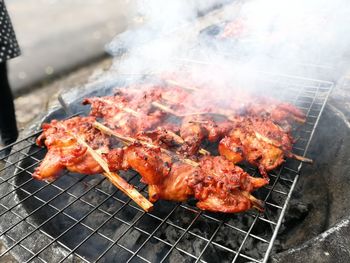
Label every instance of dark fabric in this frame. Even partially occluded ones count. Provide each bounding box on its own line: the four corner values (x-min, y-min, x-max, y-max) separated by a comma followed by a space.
0, 62, 17, 145
0, 0, 20, 63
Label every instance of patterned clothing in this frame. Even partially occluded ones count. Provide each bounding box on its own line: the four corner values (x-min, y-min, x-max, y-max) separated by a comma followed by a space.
0, 0, 19, 146
0, 0, 20, 63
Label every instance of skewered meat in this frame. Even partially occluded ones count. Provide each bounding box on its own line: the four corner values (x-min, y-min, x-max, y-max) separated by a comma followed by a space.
104, 141, 267, 213
82, 85, 176, 135
245, 98, 306, 130
123, 145, 172, 185
34, 117, 110, 180
144, 153, 268, 213
148, 162, 196, 202
189, 156, 267, 212
83, 95, 165, 135
234, 115, 294, 152
83, 86, 300, 179
219, 117, 288, 178
34, 77, 310, 213
179, 115, 234, 156
179, 116, 207, 156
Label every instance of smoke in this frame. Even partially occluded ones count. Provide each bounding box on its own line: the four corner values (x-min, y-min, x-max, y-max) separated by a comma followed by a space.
105, 0, 350, 95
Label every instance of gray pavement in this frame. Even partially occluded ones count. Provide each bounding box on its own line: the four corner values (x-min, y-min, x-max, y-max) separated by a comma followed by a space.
6, 0, 134, 96
15, 57, 112, 129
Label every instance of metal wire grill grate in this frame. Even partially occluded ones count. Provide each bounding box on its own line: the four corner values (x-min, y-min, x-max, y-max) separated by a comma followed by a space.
0, 74, 333, 263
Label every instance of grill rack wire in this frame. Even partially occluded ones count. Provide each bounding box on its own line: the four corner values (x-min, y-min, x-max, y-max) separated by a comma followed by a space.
0, 74, 333, 263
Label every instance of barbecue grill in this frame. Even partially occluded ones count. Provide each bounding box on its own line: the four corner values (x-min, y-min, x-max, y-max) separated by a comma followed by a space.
0, 72, 333, 262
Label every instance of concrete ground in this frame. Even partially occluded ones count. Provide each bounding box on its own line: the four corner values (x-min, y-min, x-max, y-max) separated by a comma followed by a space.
14, 56, 113, 130
6, 0, 135, 96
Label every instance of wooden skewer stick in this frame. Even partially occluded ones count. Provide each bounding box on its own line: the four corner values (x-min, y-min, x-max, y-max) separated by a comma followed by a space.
59, 124, 153, 212
165, 130, 185, 144
93, 122, 199, 167
95, 98, 142, 117
77, 137, 153, 212
164, 79, 199, 92
241, 191, 264, 212
93, 122, 265, 211
94, 99, 209, 157
254, 131, 313, 164
153, 101, 313, 163
159, 128, 210, 156
151, 101, 180, 116
151, 101, 207, 117
288, 153, 313, 164
198, 148, 211, 156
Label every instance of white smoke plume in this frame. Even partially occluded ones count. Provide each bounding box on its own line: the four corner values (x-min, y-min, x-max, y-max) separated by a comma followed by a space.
106, 0, 350, 96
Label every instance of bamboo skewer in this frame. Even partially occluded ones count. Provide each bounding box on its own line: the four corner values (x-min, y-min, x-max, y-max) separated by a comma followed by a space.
254, 131, 313, 164
93, 122, 263, 212
93, 122, 199, 167
241, 191, 264, 211
94, 98, 209, 156
151, 101, 207, 117
151, 101, 180, 116
94, 120, 248, 207
151, 101, 313, 164
288, 153, 313, 164
59, 124, 153, 212
95, 98, 141, 117
164, 79, 199, 92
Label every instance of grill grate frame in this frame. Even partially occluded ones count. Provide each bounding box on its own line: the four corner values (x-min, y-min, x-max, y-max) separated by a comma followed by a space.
0, 74, 333, 263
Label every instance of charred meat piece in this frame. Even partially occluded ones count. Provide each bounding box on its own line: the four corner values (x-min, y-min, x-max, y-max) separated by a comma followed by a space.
179, 115, 234, 156
34, 117, 110, 181
83, 89, 166, 136
189, 156, 267, 213
104, 141, 267, 213
123, 144, 172, 185
236, 115, 294, 152
148, 155, 267, 213
148, 162, 196, 202
219, 122, 286, 179
245, 98, 306, 129
179, 116, 207, 156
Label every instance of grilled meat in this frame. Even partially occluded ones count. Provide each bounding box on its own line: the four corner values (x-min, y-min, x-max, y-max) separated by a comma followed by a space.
34, 78, 308, 213
245, 98, 306, 130
189, 156, 267, 213
218, 116, 292, 178
179, 115, 234, 156
145, 153, 268, 213
34, 117, 110, 180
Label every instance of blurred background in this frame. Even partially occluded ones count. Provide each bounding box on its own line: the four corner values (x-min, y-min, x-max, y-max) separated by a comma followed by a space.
7, 0, 137, 129
7, 0, 231, 131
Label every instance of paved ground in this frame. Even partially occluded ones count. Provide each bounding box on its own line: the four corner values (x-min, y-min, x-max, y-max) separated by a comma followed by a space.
14, 56, 113, 129
6, 0, 134, 96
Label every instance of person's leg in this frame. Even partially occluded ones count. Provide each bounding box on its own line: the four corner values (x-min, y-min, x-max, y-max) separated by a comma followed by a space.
0, 62, 18, 145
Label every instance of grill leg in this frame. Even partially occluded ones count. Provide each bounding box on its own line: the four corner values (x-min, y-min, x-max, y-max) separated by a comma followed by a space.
0, 62, 18, 145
